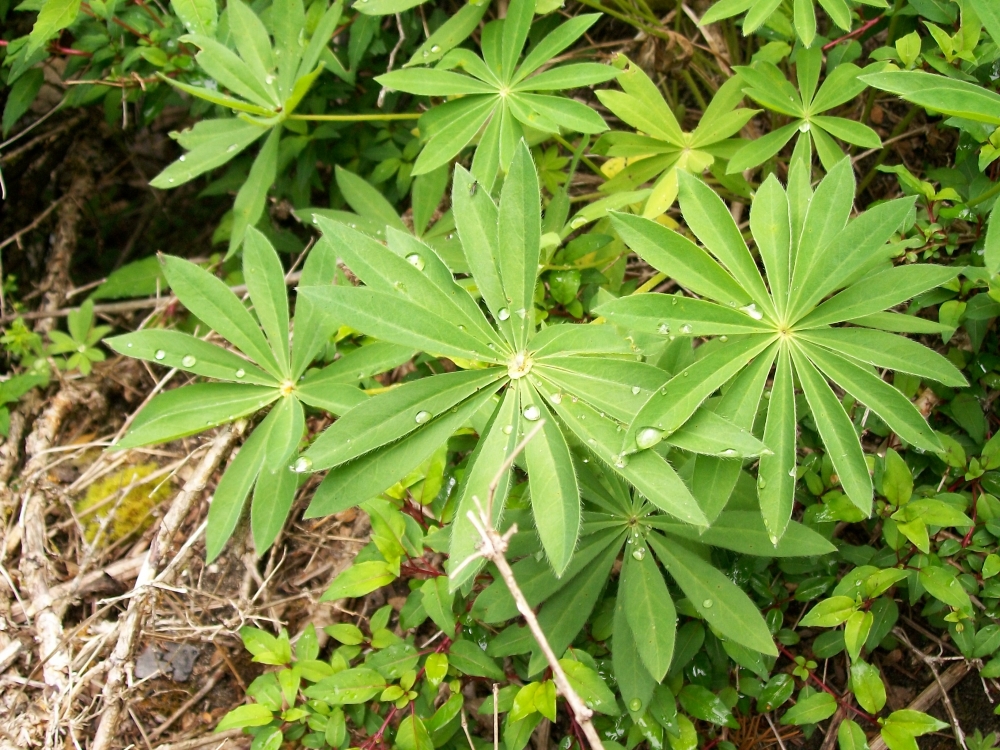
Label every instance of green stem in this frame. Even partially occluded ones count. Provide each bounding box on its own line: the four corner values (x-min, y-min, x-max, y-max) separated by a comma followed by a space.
552, 133, 604, 179
680, 68, 708, 111
287, 112, 421, 121
967, 179, 1000, 208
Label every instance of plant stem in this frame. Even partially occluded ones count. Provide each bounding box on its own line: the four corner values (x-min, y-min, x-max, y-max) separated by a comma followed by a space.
286, 113, 422, 122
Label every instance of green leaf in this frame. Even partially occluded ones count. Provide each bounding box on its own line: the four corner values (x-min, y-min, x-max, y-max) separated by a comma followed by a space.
396, 716, 433, 750
648, 533, 776, 655
501, 0, 533, 81
26, 0, 81, 56
534, 381, 707, 526
802, 343, 942, 452
759, 344, 797, 541
2, 69, 45, 137
594, 294, 772, 337
105, 331, 276, 386
229, 126, 282, 256
986, 203, 1000, 277
251, 444, 299, 552
227, 0, 276, 87
534, 358, 668, 425
181, 34, 278, 108
918, 565, 973, 614
882, 448, 913, 506
850, 661, 886, 713
613, 581, 656, 716
798, 329, 965, 388
678, 685, 737, 729
448, 387, 521, 588
520, 386, 580, 576
498, 142, 540, 349
300, 285, 502, 364
800, 596, 857, 627
560, 659, 619, 715
414, 96, 497, 175
514, 14, 602, 82
862, 71, 1000, 126
652, 511, 836, 557
215, 703, 274, 731
334, 166, 409, 232
622, 548, 675, 681
321, 561, 397, 601
421, 577, 456, 634
780, 691, 837, 725
304, 667, 387, 704
448, 639, 505, 679
206, 413, 274, 561
790, 345, 872, 513
750, 174, 792, 315
306, 369, 503, 470
677, 172, 774, 317
161, 255, 282, 376
170, 0, 217, 36
611, 213, 751, 308
306, 386, 499, 517
243, 228, 290, 374
151, 119, 268, 188
405, 2, 489, 67
727, 122, 799, 173
793, 0, 816, 47
838, 720, 869, 750
812, 116, 881, 149
117, 384, 278, 449
624, 334, 775, 449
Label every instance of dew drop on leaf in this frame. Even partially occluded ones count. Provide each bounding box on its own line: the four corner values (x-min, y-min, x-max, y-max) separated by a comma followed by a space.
522, 405, 541, 421
636, 427, 662, 450
629, 699, 642, 712
631, 386, 641, 395
679, 324, 692, 334
154, 350, 166, 360
549, 393, 562, 405
614, 453, 629, 468
498, 308, 511, 321
181, 355, 196, 367
502, 424, 513, 435
235, 369, 246, 378
702, 599, 713, 608
741, 303, 764, 320
415, 410, 432, 424
657, 323, 670, 335
405, 253, 425, 271
290, 456, 312, 473
632, 547, 646, 561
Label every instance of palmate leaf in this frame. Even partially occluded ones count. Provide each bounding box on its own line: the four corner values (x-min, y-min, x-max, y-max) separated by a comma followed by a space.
114, 233, 396, 559
701, 0, 886, 48
298, 142, 720, 575
376, 0, 614, 184
728, 49, 882, 173
612, 156, 956, 539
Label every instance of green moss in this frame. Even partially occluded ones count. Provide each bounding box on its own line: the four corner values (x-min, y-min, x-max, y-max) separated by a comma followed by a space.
76, 464, 172, 545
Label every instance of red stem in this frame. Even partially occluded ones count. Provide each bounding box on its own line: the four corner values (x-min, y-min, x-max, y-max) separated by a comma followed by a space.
823, 15, 884, 51
776, 645, 877, 724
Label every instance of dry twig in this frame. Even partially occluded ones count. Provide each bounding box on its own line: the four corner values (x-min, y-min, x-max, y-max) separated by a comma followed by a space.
450, 420, 605, 750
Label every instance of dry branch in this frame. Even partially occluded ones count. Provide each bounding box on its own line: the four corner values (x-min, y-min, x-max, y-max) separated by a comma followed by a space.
91, 420, 245, 750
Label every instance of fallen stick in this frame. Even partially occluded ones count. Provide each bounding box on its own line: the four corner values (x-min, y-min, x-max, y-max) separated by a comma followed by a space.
450, 421, 605, 750
91, 421, 245, 750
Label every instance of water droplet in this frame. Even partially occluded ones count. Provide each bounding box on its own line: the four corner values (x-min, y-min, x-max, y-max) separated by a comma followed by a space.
290, 456, 312, 473
498, 308, 510, 321
570, 216, 587, 229
741, 303, 764, 320
227, 143, 238, 152
549, 393, 562, 405
405, 253, 425, 271
614, 454, 630, 469
631, 386, 641, 395
680, 324, 693, 335
167, 178, 175, 184
154, 350, 166, 360
447, 233, 454, 240
769, 534, 779, 546
422, 50, 429, 57
522, 405, 541, 421
629, 699, 642, 712
757, 476, 767, 489
265, 75, 274, 85
798, 121, 811, 133
632, 547, 646, 561
235, 369, 246, 379
721, 449, 738, 457
502, 424, 513, 434
657, 322, 670, 335
788, 467, 797, 477
430, 44, 440, 53
415, 410, 432, 424
719, 335, 728, 342
636, 427, 663, 450
702, 599, 714, 608
178, 155, 186, 162
181, 355, 197, 367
